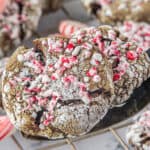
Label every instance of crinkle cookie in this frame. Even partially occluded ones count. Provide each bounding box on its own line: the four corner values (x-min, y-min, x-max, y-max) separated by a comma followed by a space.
0, 58, 8, 108
2, 26, 114, 139
2, 26, 150, 139
81, 0, 150, 25
0, 0, 42, 58
127, 110, 150, 150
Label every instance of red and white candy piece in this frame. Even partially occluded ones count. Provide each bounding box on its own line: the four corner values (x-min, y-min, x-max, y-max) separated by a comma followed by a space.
86, 67, 97, 77
99, 0, 113, 6
59, 20, 87, 37
126, 51, 138, 61
0, 0, 9, 14
90, 53, 102, 66
0, 116, 14, 141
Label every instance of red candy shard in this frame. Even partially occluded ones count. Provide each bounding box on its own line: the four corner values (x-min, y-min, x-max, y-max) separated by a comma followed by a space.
113, 73, 120, 81
114, 49, 120, 56
126, 51, 137, 61
66, 43, 74, 49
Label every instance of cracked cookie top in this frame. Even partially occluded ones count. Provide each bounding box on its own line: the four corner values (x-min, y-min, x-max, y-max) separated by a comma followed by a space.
2, 26, 115, 130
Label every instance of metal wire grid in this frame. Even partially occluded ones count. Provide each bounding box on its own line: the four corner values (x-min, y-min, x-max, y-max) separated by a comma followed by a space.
10, 119, 132, 150
10, 103, 150, 150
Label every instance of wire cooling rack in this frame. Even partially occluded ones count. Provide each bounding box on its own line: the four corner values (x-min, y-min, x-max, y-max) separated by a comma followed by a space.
10, 120, 132, 150
9, 101, 150, 150
10, 102, 150, 150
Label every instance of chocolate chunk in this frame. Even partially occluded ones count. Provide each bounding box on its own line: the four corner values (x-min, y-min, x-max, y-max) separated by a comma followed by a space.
25, 82, 30, 87
17, 1, 23, 14
34, 49, 41, 53
90, 3, 101, 15
141, 137, 150, 144
35, 110, 44, 125
88, 88, 103, 96
140, 133, 147, 138
101, 38, 112, 45
112, 58, 120, 68
101, 38, 112, 42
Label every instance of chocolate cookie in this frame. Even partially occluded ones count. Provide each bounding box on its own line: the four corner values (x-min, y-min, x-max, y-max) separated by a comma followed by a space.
81, 0, 150, 24
2, 26, 150, 139
0, 0, 42, 58
2, 26, 114, 139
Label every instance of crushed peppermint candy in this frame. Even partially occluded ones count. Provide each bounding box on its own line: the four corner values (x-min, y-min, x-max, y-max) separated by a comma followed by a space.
126, 51, 138, 61
118, 21, 150, 50
59, 20, 87, 37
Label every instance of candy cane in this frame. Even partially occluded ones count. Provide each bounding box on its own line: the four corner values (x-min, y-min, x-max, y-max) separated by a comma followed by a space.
0, 116, 14, 141
59, 20, 87, 37
0, 0, 9, 14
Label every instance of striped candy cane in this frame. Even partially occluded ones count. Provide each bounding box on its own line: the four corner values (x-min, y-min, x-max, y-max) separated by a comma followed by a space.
0, 0, 9, 14
59, 20, 87, 37
0, 116, 14, 140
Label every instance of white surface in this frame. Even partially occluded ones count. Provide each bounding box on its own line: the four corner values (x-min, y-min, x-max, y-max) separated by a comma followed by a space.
74, 132, 123, 150
0, 137, 19, 150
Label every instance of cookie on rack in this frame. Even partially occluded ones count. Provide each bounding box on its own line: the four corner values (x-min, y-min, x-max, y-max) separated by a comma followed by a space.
2, 26, 150, 139
81, 0, 150, 24
127, 110, 150, 150
2, 26, 114, 139
0, 0, 42, 58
